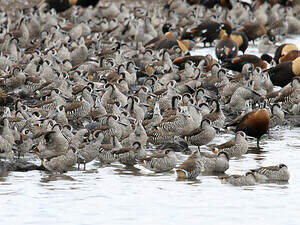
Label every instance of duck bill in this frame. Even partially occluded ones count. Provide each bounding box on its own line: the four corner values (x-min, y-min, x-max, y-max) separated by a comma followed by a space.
36, 0, 46, 8
176, 169, 188, 180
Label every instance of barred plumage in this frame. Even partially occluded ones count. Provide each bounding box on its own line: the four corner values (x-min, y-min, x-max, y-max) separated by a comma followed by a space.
251, 164, 290, 181
139, 149, 178, 172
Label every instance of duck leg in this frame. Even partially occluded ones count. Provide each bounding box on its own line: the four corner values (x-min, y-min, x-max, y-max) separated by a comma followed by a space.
256, 138, 260, 149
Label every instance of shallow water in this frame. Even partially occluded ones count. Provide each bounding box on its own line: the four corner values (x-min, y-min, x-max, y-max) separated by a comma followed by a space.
1, 33, 300, 225
0, 127, 300, 225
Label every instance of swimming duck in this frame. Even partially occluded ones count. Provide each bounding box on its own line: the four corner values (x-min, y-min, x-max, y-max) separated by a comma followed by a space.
139, 149, 178, 172
251, 164, 290, 182
220, 172, 256, 186
198, 151, 229, 173
176, 150, 202, 180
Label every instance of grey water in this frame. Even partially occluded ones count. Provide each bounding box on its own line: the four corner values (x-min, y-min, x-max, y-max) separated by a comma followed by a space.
0, 127, 300, 225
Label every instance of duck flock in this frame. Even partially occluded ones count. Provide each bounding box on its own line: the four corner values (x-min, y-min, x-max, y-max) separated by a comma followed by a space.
0, 0, 299, 186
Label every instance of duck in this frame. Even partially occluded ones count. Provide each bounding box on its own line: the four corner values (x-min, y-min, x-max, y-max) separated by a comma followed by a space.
202, 99, 225, 129
113, 142, 147, 167
251, 164, 290, 182
98, 135, 121, 165
240, 22, 268, 43
197, 151, 229, 173
274, 43, 298, 64
220, 172, 256, 186
0, 135, 14, 161
223, 54, 268, 72
269, 103, 285, 128
266, 56, 300, 87
139, 149, 178, 172
35, 123, 69, 154
121, 120, 147, 147
274, 77, 300, 110
225, 86, 262, 113
65, 95, 92, 120
215, 39, 238, 62
257, 35, 275, 54
184, 119, 216, 149
226, 108, 270, 148
76, 132, 104, 170
183, 20, 231, 47
176, 150, 202, 180
32, 145, 78, 173
219, 29, 249, 53
213, 131, 249, 158
277, 50, 300, 64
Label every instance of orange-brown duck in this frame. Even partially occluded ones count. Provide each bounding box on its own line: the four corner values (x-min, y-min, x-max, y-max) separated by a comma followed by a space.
223, 54, 268, 72
274, 44, 299, 64
227, 108, 270, 148
266, 57, 300, 87
173, 54, 216, 70
278, 50, 300, 63
240, 22, 269, 43
219, 30, 249, 53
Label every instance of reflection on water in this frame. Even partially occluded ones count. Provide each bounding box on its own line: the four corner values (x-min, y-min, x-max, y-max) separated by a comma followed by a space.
0, 129, 299, 225
40, 174, 76, 183
0, 172, 9, 182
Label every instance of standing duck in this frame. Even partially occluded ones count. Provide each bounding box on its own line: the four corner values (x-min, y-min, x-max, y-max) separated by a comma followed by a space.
202, 99, 226, 129
0, 135, 14, 161
226, 108, 270, 148
183, 20, 231, 47
240, 22, 268, 43
76, 132, 104, 170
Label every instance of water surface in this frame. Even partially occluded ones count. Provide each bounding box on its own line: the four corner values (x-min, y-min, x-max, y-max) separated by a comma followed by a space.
0, 127, 299, 225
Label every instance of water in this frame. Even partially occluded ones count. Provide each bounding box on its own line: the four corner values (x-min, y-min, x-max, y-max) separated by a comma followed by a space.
0, 127, 299, 225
